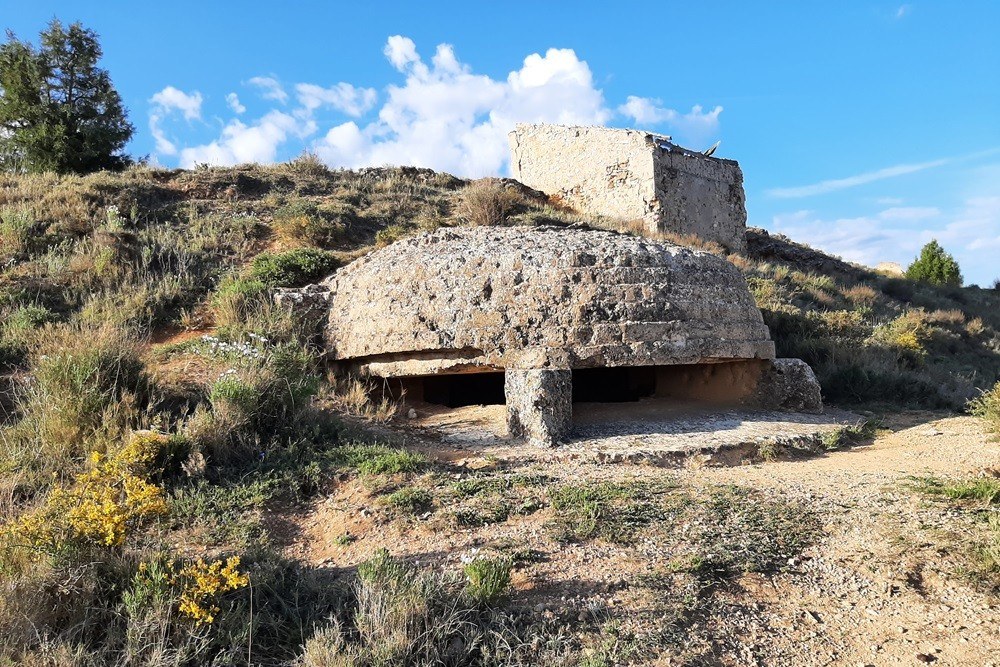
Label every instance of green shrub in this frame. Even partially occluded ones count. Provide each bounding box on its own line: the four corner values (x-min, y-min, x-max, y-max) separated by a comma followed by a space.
272, 199, 350, 247
247, 248, 339, 287
868, 310, 932, 364
185, 338, 319, 462
969, 381, 1000, 433
906, 240, 963, 286
463, 556, 512, 604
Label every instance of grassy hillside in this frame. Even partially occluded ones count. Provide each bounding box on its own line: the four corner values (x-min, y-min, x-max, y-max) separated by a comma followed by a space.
1, 161, 999, 665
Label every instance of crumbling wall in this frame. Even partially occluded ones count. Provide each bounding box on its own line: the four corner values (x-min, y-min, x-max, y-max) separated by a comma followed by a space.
508, 124, 747, 252
652, 147, 747, 253
509, 125, 657, 225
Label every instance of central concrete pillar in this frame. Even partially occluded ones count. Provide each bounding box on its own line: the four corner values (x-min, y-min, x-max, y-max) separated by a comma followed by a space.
505, 368, 572, 447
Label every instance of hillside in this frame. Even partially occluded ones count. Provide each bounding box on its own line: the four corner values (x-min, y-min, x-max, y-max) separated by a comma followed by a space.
1, 162, 1000, 666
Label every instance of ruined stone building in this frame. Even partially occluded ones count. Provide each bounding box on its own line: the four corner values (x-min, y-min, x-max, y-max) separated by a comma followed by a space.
508, 124, 747, 252
318, 226, 821, 446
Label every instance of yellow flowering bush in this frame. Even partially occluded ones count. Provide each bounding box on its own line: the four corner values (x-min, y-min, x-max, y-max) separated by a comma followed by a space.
126, 555, 250, 626
173, 557, 250, 624
3, 431, 169, 550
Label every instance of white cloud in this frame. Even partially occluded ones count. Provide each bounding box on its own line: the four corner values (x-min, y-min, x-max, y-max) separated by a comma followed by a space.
150, 36, 722, 177
877, 206, 940, 221
384, 35, 421, 72
178, 111, 302, 167
149, 86, 203, 155
248, 76, 288, 103
770, 197, 1000, 285
226, 93, 246, 114
150, 86, 202, 120
295, 83, 377, 117
895, 4, 911, 19
618, 96, 723, 145
766, 158, 950, 198
313, 40, 612, 177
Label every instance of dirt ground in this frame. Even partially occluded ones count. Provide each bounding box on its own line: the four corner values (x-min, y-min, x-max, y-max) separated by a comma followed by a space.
285, 412, 1000, 666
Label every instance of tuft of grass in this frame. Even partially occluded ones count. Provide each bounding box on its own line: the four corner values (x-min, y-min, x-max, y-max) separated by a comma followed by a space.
821, 419, 880, 451
271, 198, 350, 247
908, 474, 1000, 588
1, 323, 147, 492
0, 206, 34, 257
384, 487, 433, 514
968, 381, 1000, 433
456, 178, 523, 227
909, 475, 1000, 503
463, 556, 512, 604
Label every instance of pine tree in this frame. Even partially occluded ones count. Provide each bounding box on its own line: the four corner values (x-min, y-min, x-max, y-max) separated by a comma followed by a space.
0, 20, 133, 173
905, 240, 963, 287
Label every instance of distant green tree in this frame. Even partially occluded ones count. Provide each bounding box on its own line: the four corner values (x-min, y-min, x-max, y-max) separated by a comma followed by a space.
0, 19, 133, 173
905, 240, 963, 287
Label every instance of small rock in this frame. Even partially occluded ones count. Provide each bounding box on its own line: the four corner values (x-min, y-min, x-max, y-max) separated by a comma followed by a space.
916, 654, 937, 664
407, 408, 417, 419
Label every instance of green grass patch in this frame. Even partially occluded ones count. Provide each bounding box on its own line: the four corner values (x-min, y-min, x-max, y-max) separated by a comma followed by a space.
328, 444, 428, 476
383, 487, 433, 514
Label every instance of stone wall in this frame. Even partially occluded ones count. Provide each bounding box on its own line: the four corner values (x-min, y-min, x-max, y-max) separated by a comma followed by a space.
508, 124, 747, 252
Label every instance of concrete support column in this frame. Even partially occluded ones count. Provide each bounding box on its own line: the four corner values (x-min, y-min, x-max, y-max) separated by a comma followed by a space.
505, 368, 572, 447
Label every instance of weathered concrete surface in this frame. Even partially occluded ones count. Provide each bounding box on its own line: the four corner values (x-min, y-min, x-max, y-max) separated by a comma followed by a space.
509, 124, 747, 252
323, 226, 774, 375
754, 358, 824, 414
407, 401, 858, 467
505, 368, 572, 446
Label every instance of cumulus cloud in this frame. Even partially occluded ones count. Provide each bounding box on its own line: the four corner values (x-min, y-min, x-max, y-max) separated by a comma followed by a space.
149, 36, 723, 175
149, 86, 203, 155
248, 76, 288, 103
226, 93, 246, 114
178, 111, 303, 167
384, 35, 421, 72
313, 39, 612, 176
295, 83, 377, 117
771, 196, 1000, 285
618, 97, 723, 144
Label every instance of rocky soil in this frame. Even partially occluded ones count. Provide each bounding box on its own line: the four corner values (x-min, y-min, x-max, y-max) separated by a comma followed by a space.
284, 412, 1000, 666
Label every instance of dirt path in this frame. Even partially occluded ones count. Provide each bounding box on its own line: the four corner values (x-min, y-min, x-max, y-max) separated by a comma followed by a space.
679, 415, 1000, 666
287, 413, 1000, 666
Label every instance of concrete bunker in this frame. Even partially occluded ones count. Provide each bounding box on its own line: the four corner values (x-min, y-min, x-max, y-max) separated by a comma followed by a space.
319, 226, 822, 446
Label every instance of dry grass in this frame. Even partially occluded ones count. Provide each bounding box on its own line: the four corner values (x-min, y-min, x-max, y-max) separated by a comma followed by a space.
456, 178, 524, 227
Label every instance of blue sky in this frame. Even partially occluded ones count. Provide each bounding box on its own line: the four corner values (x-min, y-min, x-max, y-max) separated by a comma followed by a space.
3, 1, 999, 284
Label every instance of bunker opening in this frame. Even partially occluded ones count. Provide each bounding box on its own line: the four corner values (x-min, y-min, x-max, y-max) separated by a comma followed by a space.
391, 371, 506, 408
572, 360, 767, 406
